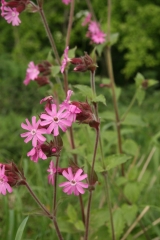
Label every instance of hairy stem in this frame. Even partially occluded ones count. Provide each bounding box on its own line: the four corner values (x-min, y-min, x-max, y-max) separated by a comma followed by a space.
38, 4, 61, 65
106, 0, 124, 175
66, 0, 75, 47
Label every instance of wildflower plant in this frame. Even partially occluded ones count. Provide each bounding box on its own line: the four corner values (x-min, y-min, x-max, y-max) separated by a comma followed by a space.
0, 0, 159, 240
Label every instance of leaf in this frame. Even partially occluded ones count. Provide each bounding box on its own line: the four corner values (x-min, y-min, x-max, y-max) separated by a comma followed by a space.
74, 220, 85, 231
104, 154, 131, 171
134, 72, 144, 87
108, 208, 125, 239
92, 94, 106, 105
110, 32, 119, 46
50, 66, 60, 77
66, 204, 77, 223
15, 216, 29, 240
74, 84, 93, 99
124, 182, 140, 203
122, 113, 147, 127
122, 139, 139, 156
68, 46, 77, 59
147, 79, 158, 87
135, 88, 146, 105
122, 204, 138, 226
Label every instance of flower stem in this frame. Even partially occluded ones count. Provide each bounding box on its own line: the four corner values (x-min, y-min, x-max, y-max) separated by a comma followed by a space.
37, 4, 61, 65
86, 0, 97, 21
66, 0, 75, 47
105, 0, 124, 175
84, 128, 99, 240
25, 181, 64, 240
121, 90, 137, 121
53, 156, 60, 216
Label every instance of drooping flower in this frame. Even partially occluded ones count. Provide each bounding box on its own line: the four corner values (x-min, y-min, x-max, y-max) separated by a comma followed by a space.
65, 104, 81, 122
62, 0, 71, 5
40, 104, 72, 136
21, 116, 47, 147
47, 161, 57, 185
60, 46, 70, 73
0, 164, 12, 195
59, 90, 73, 109
27, 143, 47, 162
2, 7, 21, 26
59, 167, 88, 196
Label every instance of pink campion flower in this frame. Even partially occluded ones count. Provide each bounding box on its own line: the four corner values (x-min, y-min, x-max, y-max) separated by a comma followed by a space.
91, 30, 106, 44
23, 73, 31, 86
59, 167, 89, 196
21, 116, 47, 147
0, 165, 12, 195
40, 104, 72, 136
47, 161, 57, 185
62, 0, 71, 5
60, 46, 70, 73
26, 61, 40, 80
59, 90, 73, 109
65, 104, 81, 122
82, 13, 91, 26
2, 7, 21, 26
88, 21, 100, 34
27, 143, 47, 162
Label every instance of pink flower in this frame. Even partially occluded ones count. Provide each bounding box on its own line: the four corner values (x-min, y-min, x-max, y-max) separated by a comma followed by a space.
62, 0, 71, 5
60, 46, 70, 73
82, 13, 91, 26
59, 90, 73, 109
88, 21, 100, 33
0, 165, 12, 195
59, 167, 88, 196
2, 6, 21, 26
91, 30, 106, 44
21, 116, 47, 147
47, 161, 57, 185
66, 104, 81, 122
26, 61, 40, 80
40, 104, 72, 136
27, 144, 47, 162
23, 73, 31, 85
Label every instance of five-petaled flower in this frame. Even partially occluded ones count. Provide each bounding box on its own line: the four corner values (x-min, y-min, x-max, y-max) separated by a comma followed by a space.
27, 143, 47, 162
0, 164, 12, 195
23, 61, 40, 85
21, 116, 47, 147
40, 104, 72, 136
1, 6, 21, 26
59, 167, 88, 196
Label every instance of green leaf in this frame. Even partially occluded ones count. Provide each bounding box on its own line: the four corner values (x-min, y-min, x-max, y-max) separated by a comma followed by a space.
110, 32, 119, 46
123, 139, 139, 156
50, 66, 60, 77
135, 88, 146, 105
147, 79, 158, 87
66, 204, 77, 223
134, 72, 144, 87
74, 220, 85, 231
122, 204, 138, 226
116, 177, 128, 186
124, 182, 140, 203
104, 154, 131, 171
108, 208, 125, 239
74, 85, 93, 99
68, 46, 77, 59
15, 216, 29, 240
92, 94, 106, 105
122, 113, 147, 127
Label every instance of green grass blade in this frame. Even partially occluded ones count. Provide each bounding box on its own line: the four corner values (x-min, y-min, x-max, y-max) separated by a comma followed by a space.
15, 216, 29, 240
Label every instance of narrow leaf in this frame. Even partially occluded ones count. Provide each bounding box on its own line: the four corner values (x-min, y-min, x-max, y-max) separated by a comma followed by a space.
15, 216, 29, 240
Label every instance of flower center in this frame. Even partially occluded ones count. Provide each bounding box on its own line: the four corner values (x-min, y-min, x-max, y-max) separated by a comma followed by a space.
12, 12, 16, 17
31, 129, 36, 135
53, 117, 59, 122
71, 180, 76, 185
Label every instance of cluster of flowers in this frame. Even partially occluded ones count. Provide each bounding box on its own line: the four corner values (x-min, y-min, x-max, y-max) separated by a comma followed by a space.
82, 13, 106, 44
23, 61, 51, 86
0, 0, 38, 26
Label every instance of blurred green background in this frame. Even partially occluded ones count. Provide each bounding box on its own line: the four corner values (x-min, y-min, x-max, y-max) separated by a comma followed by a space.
0, 0, 160, 239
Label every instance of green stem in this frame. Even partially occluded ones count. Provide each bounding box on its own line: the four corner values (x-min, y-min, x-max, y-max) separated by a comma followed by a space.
106, 0, 124, 175
38, 4, 61, 65
121, 90, 137, 121
86, 0, 97, 21
84, 129, 99, 240
66, 0, 75, 47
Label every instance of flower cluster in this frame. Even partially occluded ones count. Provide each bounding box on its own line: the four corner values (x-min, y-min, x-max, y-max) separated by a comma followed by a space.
20, 90, 81, 162
62, 0, 71, 5
0, 164, 12, 195
82, 13, 106, 44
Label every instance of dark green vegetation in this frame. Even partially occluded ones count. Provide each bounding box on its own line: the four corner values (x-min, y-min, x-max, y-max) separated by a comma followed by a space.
0, 0, 160, 239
